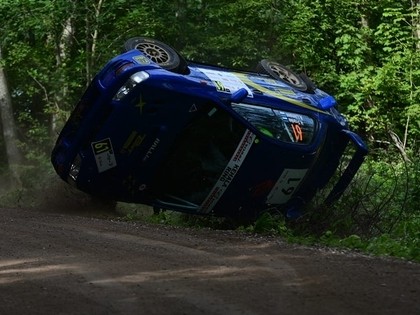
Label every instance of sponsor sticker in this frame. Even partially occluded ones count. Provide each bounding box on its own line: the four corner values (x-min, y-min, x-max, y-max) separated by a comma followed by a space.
266, 168, 308, 204
133, 55, 151, 65
199, 68, 253, 97
91, 138, 117, 173
121, 131, 145, 154
200, 129, 256, 213
142, 138, 161, 162
234, 73, 328, 114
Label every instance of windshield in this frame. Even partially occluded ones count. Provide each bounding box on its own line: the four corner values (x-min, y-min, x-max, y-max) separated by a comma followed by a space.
231, 103, 315, 144
152, 104, 247, 208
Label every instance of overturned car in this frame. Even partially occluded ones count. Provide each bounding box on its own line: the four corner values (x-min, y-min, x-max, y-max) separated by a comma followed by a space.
51, 37, 368, 221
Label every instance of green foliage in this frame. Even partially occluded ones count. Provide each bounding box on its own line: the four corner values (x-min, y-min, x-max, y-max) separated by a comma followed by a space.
337, 3, 420, 143
243, 212, 291, 237
0, 0, 419, 262
367, 223, 420, 261
289, 144, 420, 262
1, 0, 419, 146
143, 210, 238, 230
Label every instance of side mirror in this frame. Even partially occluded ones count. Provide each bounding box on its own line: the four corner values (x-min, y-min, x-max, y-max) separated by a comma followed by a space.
230, 88, 249, 103
318, 95, 337, 110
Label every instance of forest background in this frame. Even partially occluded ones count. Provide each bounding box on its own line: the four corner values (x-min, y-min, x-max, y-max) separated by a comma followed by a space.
0, 0, 419, 261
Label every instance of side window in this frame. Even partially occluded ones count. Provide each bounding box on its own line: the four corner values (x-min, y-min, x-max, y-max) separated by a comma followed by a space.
153, 105, 246, 205
231, 103, 315, 144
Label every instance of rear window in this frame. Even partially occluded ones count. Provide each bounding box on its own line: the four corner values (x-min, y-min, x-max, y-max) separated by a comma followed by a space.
231, 103, 315, 144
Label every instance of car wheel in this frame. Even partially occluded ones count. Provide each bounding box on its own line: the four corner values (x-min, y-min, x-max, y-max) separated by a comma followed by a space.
256, 59, 313, 93
124, 37, 189, 74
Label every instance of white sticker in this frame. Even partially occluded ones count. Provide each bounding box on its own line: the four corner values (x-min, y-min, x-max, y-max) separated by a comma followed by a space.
199, 68, 253, 97
266, 168, 308, 204
91, 138, 117, 173
200, 129, 256, 213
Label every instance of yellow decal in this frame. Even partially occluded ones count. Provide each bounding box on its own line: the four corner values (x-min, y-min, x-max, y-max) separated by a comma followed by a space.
234, 73, 328, 114
135, 94, 146, 114
122, 131, 145, 154
93, 139, 111, 155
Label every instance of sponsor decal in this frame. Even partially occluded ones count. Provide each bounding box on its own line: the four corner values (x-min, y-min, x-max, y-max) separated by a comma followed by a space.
214, 80, 230, 92
142, 138, 161, 162
135, 94, 146, 114
199, 68, 253, 97
234, 73, 329, 114
121, 131, 145, 154
91, 138, 117, 173
266, 168, 308, 204
200, 130, 256, 213
232, 129, 255, 162
133, 55, 151, 65
200, 187, 222, 212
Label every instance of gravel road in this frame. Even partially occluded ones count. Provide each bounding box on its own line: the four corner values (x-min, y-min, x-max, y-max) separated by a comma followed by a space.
0, 206, 419, 315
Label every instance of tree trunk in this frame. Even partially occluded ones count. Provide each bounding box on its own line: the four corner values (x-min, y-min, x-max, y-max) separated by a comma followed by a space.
85, 0, 104, 85
51, 17, 74, 138
412, 1, 420, 50
0, 47, 23, 187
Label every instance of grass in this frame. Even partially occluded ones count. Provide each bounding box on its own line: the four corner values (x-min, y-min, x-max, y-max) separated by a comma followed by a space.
116, 208, 420, 263
1, 147, 418, 263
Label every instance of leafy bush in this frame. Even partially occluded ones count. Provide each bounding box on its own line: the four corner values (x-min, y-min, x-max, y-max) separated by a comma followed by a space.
287, 142, 420, 261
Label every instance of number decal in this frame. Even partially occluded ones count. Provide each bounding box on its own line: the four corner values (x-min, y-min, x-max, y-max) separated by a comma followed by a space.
281, 187, 295, 195
291, 123, 303, 142
93, 141, 111, 155
267, 169, 308, 204
91, 138, 117, 173
281, 177, 302, 195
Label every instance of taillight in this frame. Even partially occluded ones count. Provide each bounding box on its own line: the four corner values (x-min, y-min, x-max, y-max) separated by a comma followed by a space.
115, 62, 135, 76
101, 62, 135, 87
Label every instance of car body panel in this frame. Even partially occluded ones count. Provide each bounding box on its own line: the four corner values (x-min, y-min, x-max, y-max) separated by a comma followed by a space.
52, 48, 368, 220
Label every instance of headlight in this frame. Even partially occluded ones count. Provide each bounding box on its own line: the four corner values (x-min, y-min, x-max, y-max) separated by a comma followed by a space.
68, 154, 82, 182
113, 71, 149, 101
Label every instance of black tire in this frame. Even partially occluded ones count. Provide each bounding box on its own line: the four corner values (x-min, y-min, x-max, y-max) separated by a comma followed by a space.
124, 37, 189, 74
256, 59, 313, 93
299, 72, 317, 92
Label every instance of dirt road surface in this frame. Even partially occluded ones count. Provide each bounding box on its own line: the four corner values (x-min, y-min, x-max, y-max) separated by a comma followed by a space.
0, 206, 419, 315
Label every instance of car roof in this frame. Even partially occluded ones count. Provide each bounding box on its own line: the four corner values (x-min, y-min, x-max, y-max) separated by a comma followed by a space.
190, 65, 334, 114
140, 57, 336, 114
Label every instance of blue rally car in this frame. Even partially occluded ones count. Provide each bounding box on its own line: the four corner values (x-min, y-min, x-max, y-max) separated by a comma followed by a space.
51, 37, 368, 220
